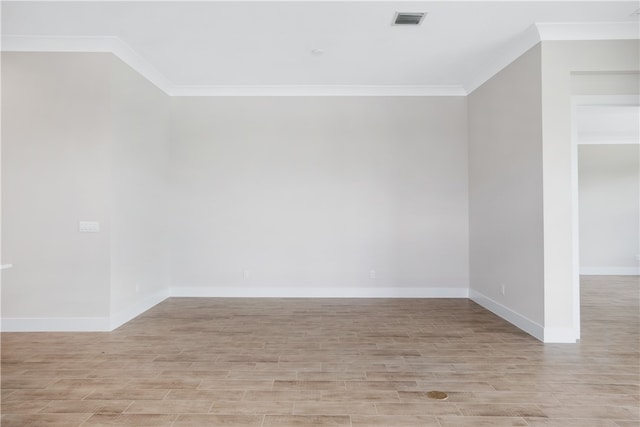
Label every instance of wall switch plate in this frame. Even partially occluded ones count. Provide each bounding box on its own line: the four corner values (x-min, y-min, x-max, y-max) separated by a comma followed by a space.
243, 270, 250, 280
370, 270, 376, 279
79, 221, 100, 233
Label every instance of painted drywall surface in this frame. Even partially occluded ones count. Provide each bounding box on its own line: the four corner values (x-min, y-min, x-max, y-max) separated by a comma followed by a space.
468, 44, 544, 328
541, 40, 640, 334
572, 73, 640, 97
109, 56, 171, 319
169, 97, 469, 292
1, 52, 112, 318
579, 145, 640, 274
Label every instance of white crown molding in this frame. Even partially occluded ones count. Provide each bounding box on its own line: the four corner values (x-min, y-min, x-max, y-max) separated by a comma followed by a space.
536, 21, 640, 41
170, 286, 469, 298
1, 35, 465, 96
464, 24, 541, 94
169, 85, 467, 97
464, 21, 640, 94
4, 21, 637, 98
1, 35, 174, 93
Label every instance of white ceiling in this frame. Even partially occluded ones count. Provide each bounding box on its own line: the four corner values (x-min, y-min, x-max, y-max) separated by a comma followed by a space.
2, 1, 639, 95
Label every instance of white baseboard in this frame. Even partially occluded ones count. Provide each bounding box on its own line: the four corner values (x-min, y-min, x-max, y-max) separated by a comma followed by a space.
470, 289, 579, 343
0, 287, 467, 332
170, 286, 469, 299
469, 289, 544, 342
1, 287, 580, 341
1, 290, 169, 332
1, 316, 111, 332
580, 267, 640, 276
110, 289, 170, 330
543, 327, 579, 343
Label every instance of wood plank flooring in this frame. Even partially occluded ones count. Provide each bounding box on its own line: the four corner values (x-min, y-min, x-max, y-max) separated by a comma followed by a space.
1, 276, 638, 426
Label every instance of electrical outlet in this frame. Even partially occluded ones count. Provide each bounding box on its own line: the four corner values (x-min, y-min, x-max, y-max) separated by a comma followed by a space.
370, 270, 376, 279
500, 284, 506, 296
79, 221, 99, 233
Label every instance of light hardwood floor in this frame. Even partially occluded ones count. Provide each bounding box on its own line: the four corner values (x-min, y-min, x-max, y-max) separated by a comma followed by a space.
1, 276, 638, 426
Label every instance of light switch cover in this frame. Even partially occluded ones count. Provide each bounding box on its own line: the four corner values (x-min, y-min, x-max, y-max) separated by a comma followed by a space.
79, 221, 100, 233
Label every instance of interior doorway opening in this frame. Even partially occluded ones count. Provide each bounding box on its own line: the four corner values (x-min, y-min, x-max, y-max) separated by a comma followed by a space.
572, 95, 640, 341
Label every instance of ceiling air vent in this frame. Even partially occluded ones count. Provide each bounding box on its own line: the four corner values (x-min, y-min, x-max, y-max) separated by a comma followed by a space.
393, 12, 426, 26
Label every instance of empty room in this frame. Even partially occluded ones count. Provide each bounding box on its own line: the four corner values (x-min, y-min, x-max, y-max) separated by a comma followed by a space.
1, 1, 639, 426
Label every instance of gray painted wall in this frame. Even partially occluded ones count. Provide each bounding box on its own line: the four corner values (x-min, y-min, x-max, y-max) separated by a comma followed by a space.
2, 52, 113, 320
1, 52, 170, 327
468, 45, 545, 329
169, 97, 469, 293
110, 56, 171, 318
2, 41, 637, 337
579, 144, 640, 275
